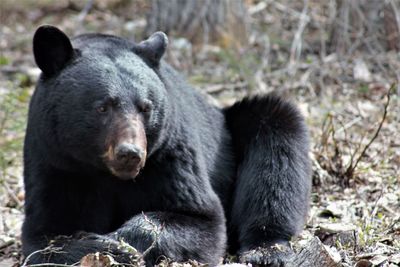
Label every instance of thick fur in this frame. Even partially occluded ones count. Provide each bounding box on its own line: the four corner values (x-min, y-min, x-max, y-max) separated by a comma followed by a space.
22, 27, 311, 267
224, 96, 311, 265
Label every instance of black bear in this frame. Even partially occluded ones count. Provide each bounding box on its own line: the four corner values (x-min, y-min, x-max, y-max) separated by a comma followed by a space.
22, 25, 311, 267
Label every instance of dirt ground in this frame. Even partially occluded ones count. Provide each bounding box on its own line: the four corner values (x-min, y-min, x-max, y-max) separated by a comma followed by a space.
0, 1, 399, 266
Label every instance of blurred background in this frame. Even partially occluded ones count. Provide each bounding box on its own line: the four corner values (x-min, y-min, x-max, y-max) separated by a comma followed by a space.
0, 1, 399, 266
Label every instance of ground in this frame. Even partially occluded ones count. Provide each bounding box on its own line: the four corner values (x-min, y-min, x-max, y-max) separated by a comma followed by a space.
0, 1, 399, 267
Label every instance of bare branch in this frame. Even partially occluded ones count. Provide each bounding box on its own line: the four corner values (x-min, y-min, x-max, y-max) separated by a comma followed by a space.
345, 83, 395, 179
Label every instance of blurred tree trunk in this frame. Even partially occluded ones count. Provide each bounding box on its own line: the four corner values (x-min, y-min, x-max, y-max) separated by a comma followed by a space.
384, 1, 400, 51
144, 0, 249, 48
330, 0, 400, 55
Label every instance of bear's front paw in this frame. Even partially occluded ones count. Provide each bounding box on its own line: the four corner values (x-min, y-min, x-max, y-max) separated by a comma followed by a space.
56, 232, 139, 264
239, 245, 293, 267
74, 232, 142, 262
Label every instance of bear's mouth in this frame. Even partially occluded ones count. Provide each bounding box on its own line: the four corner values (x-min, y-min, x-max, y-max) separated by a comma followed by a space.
109, 165, 143, 180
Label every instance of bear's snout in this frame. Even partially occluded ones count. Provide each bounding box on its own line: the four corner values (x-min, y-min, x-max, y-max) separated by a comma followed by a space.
105, 142, 146, 180
102, 115, 148, 180
103, 141, 147, 179
115, 143, 145, 166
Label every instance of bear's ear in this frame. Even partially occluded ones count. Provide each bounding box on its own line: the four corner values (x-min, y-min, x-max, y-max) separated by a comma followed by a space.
33, 25, 74, 76
134, 32, 168, 67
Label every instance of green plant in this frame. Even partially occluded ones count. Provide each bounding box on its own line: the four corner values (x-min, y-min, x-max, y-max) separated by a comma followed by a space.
0, 84, 29, 184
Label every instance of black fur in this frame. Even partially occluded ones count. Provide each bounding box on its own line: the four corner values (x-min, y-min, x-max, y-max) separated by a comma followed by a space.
33, 26, 74, 76
22, 26, 311, 267
224, 95, 311, 266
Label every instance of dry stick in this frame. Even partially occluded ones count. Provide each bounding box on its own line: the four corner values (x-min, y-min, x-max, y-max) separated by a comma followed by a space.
2, 180, 22, 208
336, 117, 363, 134
354, 3, 392, 79
0, 240, 14, 250
77, 0, 94, 22
21, 247, 76, 267
318, 113, 333, 158
272, 1, 310, 19
23, 264, 76, 267
347, 131, 367, 179
337, 116, 364, 172
354, 3, 386, 55
205, 81, 248, 94
140, 213, 163, 259
331, 120, 344, 175
319, 114, 341, 175
325, 114, 343, 174
369, 189, 385, 227
335, 0, 351, 54
385, 216, 400, 234
390, 0, 400, 27
382, 2, 400, 93
337, 119, 355, 166
345, 83, 395, 178
288, 0, 309, 72
0, 104, 10, 136
248, 1, 268, 15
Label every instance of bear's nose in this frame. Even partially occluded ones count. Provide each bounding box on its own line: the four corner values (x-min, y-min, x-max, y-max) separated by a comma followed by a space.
115, 143, 144, 165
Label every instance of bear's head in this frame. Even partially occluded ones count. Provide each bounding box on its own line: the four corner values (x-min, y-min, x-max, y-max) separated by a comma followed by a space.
32, 25, 169, 180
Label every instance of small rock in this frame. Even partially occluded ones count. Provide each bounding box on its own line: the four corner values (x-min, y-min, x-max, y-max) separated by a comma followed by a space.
318, 223, 356, 233
354, 259, 372, 267
353, 59, 371, 82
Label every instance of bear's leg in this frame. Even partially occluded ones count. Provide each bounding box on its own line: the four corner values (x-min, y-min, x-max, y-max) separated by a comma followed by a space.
224, 94, 311, 266
22, 234, 135, 265
110, 210, 226, 267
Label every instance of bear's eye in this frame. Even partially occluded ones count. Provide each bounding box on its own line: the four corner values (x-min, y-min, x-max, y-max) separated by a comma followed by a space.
97, 105, 108, 113
139, 101, 152, 113
112, 99, 121, 108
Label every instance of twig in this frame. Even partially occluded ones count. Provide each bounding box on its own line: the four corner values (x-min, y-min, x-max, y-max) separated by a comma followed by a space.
0, 239, 14, 250
272, 1, 310, 20
2, 180, 23, 208
385, 216, 400, 234
337, 118, 355, 163
204, 81, 248, 94
248, 1, 268, 15
77, 0, 94, 22
23, 264, 76, 267
0, 102, 11, 136
336, 117, 362, 134
140, 213, 163, 258
21, 246, 71, 267
369, 189, 384, 227
390, 0, 400, 30
344, 83, 395, 179
346, 131, 367, 177
288, 0, 310, 73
